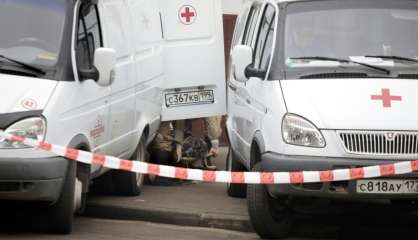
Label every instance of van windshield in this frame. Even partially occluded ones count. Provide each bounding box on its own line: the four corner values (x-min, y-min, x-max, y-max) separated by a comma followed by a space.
285, 1, 418, 70
0, 0, 66, 69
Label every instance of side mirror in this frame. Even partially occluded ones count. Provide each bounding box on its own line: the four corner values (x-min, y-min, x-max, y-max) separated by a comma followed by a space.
231, 45, 253, 82
94, 48, 116, 87
79, 67, 99, 82
245, 66, 267, 79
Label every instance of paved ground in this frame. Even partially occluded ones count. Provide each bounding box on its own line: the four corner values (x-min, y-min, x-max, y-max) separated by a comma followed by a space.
2, 147, 418, 239
85, 147, 418, 239
86, 181, 251, 231
86, 147, 252, 232
0, 217, 259, 240
1, 211, 418, 240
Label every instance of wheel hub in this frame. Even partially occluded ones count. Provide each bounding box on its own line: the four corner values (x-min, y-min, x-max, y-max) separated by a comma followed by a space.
135, 142, 146, 187
73, 178, 83, 212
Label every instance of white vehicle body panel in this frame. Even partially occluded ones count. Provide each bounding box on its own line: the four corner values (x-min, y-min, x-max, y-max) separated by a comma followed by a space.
69, 0, 161, 171
0, 75, 57, 113
227, 0, 418, 172
160, 0, 227, 121
281, 79, 417, 131
226, 1, 418, 233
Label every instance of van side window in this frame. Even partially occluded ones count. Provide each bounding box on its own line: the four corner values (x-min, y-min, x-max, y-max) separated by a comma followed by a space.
242, 5, 261, 46
76, 5, 103, 70
231, 6, 250, 47
254, 5, 276, 71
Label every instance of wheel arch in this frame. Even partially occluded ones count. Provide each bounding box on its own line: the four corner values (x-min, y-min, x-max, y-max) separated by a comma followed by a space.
143, 124, 150, 141
251, 131, 266, 168
68, 134, 92, 194
135, 115, 153, 146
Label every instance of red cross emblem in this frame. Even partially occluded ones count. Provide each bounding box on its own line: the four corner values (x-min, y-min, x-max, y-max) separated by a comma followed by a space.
371, 88, 402, 108
21, 98, 38, 110
179, 5, 196, 25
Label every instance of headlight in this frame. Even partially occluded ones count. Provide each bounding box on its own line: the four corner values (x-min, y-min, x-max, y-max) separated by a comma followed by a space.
0, 117, 46, 149
282, 114, 325, 148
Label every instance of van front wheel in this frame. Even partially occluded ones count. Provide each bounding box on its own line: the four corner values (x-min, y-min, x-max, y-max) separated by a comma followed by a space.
247, 163, 292, 239
48, 161, 76, 234
226, 148, 247, 198
113, 137, 147, 196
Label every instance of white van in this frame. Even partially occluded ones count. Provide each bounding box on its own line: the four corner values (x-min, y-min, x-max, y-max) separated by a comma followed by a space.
160, 0, 226, 121
0, 0, 225, 234
227, 0, 418, 238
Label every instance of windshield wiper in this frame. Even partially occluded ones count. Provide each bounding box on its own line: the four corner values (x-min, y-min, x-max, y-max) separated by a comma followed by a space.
365, 55, 418, 64
290, 56, 391, 75
0, 55, 45, 75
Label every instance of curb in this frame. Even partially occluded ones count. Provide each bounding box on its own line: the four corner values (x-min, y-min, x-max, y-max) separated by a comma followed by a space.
84, 201, 253, 232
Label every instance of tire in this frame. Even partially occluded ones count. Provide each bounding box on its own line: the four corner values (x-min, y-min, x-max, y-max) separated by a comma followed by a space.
91, 171, 114, 195
113, 137, 147, 196
75, 192, 87, 215
247, 163, 292, 239
391, 200, 417, 211
226, 148, 247, 198
47, 161, 77, 234
145, 149, 173, 186
145, 173, 158, 185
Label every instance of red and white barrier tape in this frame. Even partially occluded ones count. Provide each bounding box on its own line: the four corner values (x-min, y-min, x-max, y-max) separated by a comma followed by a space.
1, 131, 417, 185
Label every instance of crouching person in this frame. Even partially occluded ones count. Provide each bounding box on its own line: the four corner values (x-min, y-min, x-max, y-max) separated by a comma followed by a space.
149, 117, 222, 170
149, 121, 184, 166
202, 116, 223, 170
182, 116, 223, 170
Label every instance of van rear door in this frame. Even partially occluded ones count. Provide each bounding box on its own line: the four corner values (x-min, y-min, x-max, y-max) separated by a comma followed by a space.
159, 0, 226, 121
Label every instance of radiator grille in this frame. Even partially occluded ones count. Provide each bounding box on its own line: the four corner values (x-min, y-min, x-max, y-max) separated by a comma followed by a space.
338, 131, 418, 156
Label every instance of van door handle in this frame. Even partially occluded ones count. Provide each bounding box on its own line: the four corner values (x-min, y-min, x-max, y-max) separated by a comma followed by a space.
246, 99, 251, 104
228, 82, 238, 92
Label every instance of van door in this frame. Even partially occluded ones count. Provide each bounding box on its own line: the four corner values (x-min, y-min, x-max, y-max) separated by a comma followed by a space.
127, 0, 164, 142
243, 4, 277, 160
98, 0, 136, 158
159, 0, 227, 121
228, 3, 262, 162
73, 3, 111, 173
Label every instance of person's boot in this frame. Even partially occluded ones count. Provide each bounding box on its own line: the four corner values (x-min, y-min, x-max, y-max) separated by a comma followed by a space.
203, 157, 217, 170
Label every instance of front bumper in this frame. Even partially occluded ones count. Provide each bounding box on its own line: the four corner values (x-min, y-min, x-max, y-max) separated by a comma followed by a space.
262, 153, 418, 200
0, 153, 68, 202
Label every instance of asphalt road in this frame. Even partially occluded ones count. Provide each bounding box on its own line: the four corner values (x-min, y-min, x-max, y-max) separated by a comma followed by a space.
1, 204, 418, 240
1, 148, 418, 239
0, 209, 418, 240
0, 217, 258, 240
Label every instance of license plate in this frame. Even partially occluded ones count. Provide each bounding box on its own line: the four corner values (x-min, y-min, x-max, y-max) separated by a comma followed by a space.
165, 90, 214, 107
357, 180, 418, 194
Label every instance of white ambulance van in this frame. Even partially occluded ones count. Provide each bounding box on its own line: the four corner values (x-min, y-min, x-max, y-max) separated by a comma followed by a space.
227, 0, 418, 238
0, 0, 225, 234
160, 0, 226, 120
